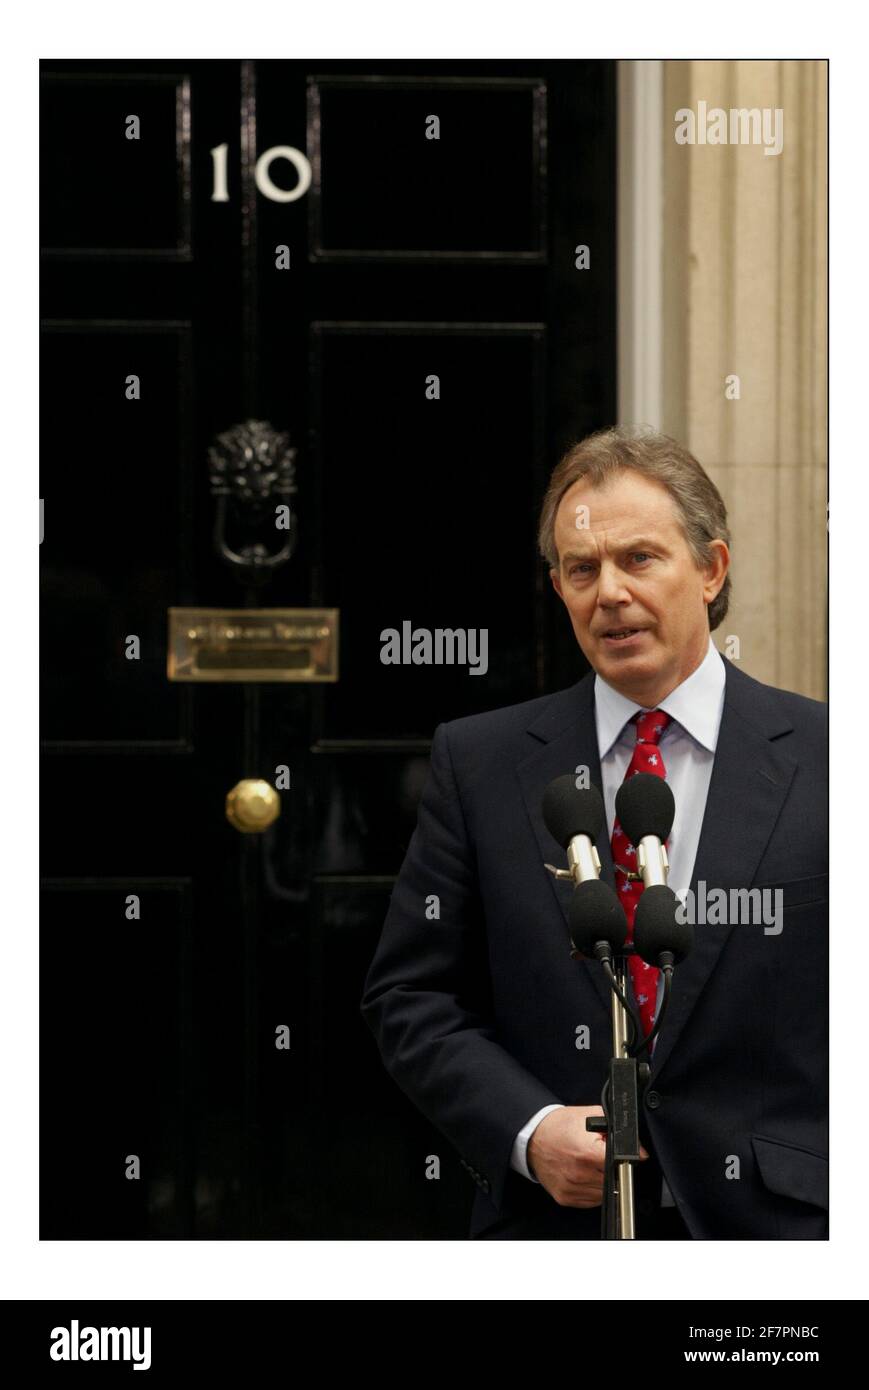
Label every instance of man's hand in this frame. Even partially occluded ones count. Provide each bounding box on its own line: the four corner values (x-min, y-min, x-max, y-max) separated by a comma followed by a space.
526, 1105, 649, 1207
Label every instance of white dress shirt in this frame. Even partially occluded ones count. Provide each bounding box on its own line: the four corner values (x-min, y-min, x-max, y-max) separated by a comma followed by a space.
511, 636, 727, 1207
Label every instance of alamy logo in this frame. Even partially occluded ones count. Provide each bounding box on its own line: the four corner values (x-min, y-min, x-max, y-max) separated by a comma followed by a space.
49, 1320, 151, 1371
380, 621, 488, 676
675, 882, 783, 935
674, 101, 784, 156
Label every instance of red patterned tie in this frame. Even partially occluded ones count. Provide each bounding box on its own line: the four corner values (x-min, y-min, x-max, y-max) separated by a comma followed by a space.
610, 709, 672, 1043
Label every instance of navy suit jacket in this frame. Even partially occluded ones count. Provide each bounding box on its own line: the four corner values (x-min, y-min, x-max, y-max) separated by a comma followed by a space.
360, 657, 828, 1238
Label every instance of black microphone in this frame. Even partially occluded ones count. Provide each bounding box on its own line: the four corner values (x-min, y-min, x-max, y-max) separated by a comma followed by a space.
616, 773, 692, 969
542, 776, 605, 886
633, 883, 693, 970
568, 878, 628, 965
542, 777, 626, 965
615, 772, 675, 889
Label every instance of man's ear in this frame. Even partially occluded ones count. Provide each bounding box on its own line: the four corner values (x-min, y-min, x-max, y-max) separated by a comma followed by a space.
702, 540, 729, 604
550, 567, 564, 601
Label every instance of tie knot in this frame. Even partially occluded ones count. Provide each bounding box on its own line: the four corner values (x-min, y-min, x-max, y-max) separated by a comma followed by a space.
634, 709, 671, 745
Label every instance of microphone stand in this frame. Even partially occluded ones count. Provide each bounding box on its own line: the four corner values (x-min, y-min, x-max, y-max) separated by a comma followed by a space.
543, 774, 682, 1240
548, 858, 655, 1240
583, 947, 649, 1240
581, 946, 674, 1239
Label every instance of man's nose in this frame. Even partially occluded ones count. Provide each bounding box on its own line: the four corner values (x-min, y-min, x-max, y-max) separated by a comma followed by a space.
596, 562, 631, 607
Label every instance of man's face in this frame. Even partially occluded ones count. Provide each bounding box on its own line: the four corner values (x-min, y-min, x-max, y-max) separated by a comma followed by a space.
550, 469, 728, 704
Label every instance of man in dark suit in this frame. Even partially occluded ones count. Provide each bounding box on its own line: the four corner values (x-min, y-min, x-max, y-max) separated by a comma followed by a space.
360, 427, 828, 1239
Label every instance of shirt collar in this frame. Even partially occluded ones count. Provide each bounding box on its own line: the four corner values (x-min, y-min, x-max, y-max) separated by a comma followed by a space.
594, 635, 726, 758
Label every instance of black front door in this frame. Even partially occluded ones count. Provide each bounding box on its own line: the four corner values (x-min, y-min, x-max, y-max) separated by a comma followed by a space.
40, 57, 614, 1237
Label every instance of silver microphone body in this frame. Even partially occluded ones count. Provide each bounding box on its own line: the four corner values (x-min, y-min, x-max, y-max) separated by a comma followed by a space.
636, 835, 670, 888
566, 833, 602, 885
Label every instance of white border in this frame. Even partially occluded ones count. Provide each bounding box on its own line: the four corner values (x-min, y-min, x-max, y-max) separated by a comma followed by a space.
3, 0, 857, 1306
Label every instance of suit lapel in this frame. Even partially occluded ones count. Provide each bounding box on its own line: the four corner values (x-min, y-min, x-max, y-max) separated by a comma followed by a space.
649, 658, 797, 1079
516, 670, 615, 1020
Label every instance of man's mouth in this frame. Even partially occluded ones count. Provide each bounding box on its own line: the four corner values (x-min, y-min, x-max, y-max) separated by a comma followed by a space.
601, 627, 644, 641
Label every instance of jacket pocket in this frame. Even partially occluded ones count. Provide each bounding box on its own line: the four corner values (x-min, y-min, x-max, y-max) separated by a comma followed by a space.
751, 873, 827, 909
751, 1134, 828, 1209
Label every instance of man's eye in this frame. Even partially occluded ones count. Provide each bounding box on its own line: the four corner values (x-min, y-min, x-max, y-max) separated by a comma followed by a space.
632, 553, 651, 564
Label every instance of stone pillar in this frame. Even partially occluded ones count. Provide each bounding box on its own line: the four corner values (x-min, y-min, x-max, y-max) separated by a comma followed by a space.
620, 60, 827, 699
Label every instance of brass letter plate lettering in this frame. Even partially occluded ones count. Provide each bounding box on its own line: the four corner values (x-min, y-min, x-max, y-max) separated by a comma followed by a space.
168, 608, 339, 682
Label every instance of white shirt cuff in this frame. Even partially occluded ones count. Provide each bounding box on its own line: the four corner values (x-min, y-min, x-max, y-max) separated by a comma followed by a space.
510, 1104, 566, 1182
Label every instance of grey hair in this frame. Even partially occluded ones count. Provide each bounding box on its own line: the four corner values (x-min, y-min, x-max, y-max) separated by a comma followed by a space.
537, 425, 731, 630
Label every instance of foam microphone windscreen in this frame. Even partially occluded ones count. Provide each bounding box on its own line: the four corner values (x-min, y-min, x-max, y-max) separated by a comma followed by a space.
542, 776, 605, 849
615, 772, 675, 845
633, 884, 693, 964
568, 879, 628, 956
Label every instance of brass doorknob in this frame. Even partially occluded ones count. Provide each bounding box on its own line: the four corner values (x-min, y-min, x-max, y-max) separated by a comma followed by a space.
225, 778, 280, 833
